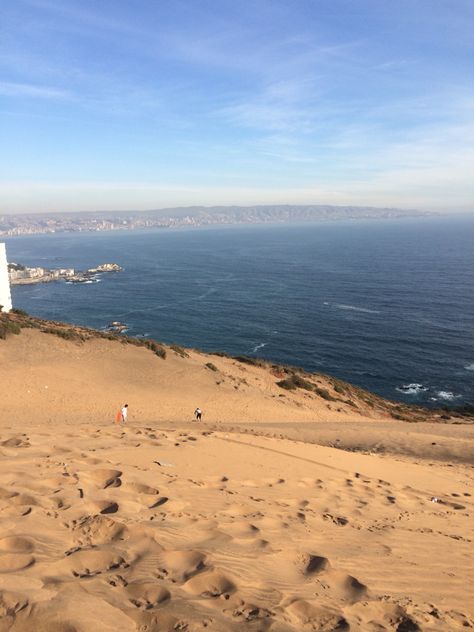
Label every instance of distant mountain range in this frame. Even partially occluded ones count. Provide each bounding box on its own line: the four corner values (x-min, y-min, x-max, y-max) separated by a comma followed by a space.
0, 204, 434, 237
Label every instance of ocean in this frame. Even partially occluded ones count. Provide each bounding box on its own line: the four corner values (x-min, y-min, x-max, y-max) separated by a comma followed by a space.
5, 215, 474, 407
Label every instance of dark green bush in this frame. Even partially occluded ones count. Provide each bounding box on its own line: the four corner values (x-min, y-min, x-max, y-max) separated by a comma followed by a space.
205, 362, 218, 372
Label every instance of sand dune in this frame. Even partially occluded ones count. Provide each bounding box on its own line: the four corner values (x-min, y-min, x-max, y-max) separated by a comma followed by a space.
0, 315, 473, 630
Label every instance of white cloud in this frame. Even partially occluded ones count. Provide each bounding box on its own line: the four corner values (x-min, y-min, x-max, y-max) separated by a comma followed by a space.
0, 80, 71, 99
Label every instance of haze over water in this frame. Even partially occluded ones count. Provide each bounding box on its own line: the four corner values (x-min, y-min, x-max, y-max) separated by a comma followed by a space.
7, 215, 474, 407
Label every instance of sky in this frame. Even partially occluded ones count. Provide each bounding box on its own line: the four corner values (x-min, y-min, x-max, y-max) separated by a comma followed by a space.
1, 0, 473, 214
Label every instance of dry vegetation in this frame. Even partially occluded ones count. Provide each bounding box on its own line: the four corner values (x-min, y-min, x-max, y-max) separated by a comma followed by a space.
1, 309, 167, 359
1, 309, 472, 422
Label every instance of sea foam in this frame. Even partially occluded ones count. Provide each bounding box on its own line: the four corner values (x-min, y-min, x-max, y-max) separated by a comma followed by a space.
325, 302, 380, 314
396, 383, 428, 395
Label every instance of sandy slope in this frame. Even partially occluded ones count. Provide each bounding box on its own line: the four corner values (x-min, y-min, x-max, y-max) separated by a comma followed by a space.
1, 327, 390, 426
0, 326, 473, 631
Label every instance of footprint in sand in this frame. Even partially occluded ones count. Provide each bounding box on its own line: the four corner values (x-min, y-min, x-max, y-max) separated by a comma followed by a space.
1, 436, 30, 448
0, 488, 18, 501
219, 521, 260, 539
0, 505, 32, 518
86, 499, 120, 515
66, 515, 127, 545
284, 599, 349, 631
158, 549, 207, 582
8, 493, 38, 507
295, 551, 368, 604
80, 469, 122, 489
184, 569, 236, 598
0, 553, 35, 573
347, 601, 421, 631
60, 549, 129, 578
298, 553, 331, 576
332, 572, 368, 602
0, 536, 34, 554
40, 474, 78, 489
126, 581, 171, 609
122, 482, 159, 495
0, 590, 29, 618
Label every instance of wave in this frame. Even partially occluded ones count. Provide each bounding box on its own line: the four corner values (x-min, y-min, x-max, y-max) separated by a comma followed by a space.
324, 302, 380, 314
251, 342, 267, 353
436, 391, 461, 401
396, 383, 428, 395
465, 363, 474, 372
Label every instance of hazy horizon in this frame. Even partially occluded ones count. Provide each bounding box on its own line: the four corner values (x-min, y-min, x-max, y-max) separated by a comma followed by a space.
1, 1, 474, 214
2, 204, 473, 219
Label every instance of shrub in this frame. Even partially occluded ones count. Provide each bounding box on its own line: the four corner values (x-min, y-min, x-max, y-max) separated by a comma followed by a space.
124, 337, 142, 347
276, 378, 297, 390
391, 412, 409, 421
11, 308, 28, 316
152, 343, 166, 359
41, 327, 84, 341
170, 344, 189, 358
333, 383, 346, 395
234, 355, 261, 366
205, 362, 218, 372
291, 374, 315, 391
132, 338, 166, 358
314, 387, 336, 401
0, 319, 22, 339
276, 374, 315, 392
448, 403, 474, 418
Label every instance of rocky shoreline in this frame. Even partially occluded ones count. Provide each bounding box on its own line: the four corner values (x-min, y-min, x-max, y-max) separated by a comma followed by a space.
8, 262, 122, 285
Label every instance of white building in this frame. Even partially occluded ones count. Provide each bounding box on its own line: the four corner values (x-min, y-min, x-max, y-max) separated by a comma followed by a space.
0, 243, 12, 312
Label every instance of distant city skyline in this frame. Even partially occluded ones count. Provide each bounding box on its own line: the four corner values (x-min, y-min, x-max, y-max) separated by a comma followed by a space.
1, 0, 473, 214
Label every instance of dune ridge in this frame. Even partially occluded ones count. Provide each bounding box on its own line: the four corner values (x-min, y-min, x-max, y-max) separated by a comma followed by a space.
0, 312, 473, 630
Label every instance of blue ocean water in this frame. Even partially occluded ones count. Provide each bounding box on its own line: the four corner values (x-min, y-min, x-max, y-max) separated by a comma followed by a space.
5, 216, 474, 407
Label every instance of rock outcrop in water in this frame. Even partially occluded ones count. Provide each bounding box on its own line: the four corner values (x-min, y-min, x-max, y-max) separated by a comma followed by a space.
8, 262, 123, 285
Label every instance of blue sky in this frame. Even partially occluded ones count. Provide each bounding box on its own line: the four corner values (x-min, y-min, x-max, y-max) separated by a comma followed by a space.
1, 0, 473, 213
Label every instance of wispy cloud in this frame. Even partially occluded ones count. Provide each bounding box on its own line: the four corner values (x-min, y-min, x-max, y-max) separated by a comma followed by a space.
0, 1, 473, 211
0, 80, 71, 99
219, 79, 320, 134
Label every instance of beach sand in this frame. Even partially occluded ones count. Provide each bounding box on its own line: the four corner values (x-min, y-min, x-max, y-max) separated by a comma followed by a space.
0, 325, 473, 630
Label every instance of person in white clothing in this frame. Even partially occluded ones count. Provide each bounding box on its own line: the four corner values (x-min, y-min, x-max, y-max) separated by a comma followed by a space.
121, 403, 128, 423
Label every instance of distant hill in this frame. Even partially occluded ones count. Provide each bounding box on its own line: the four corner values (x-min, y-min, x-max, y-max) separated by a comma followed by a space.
0, 204, 433, 236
